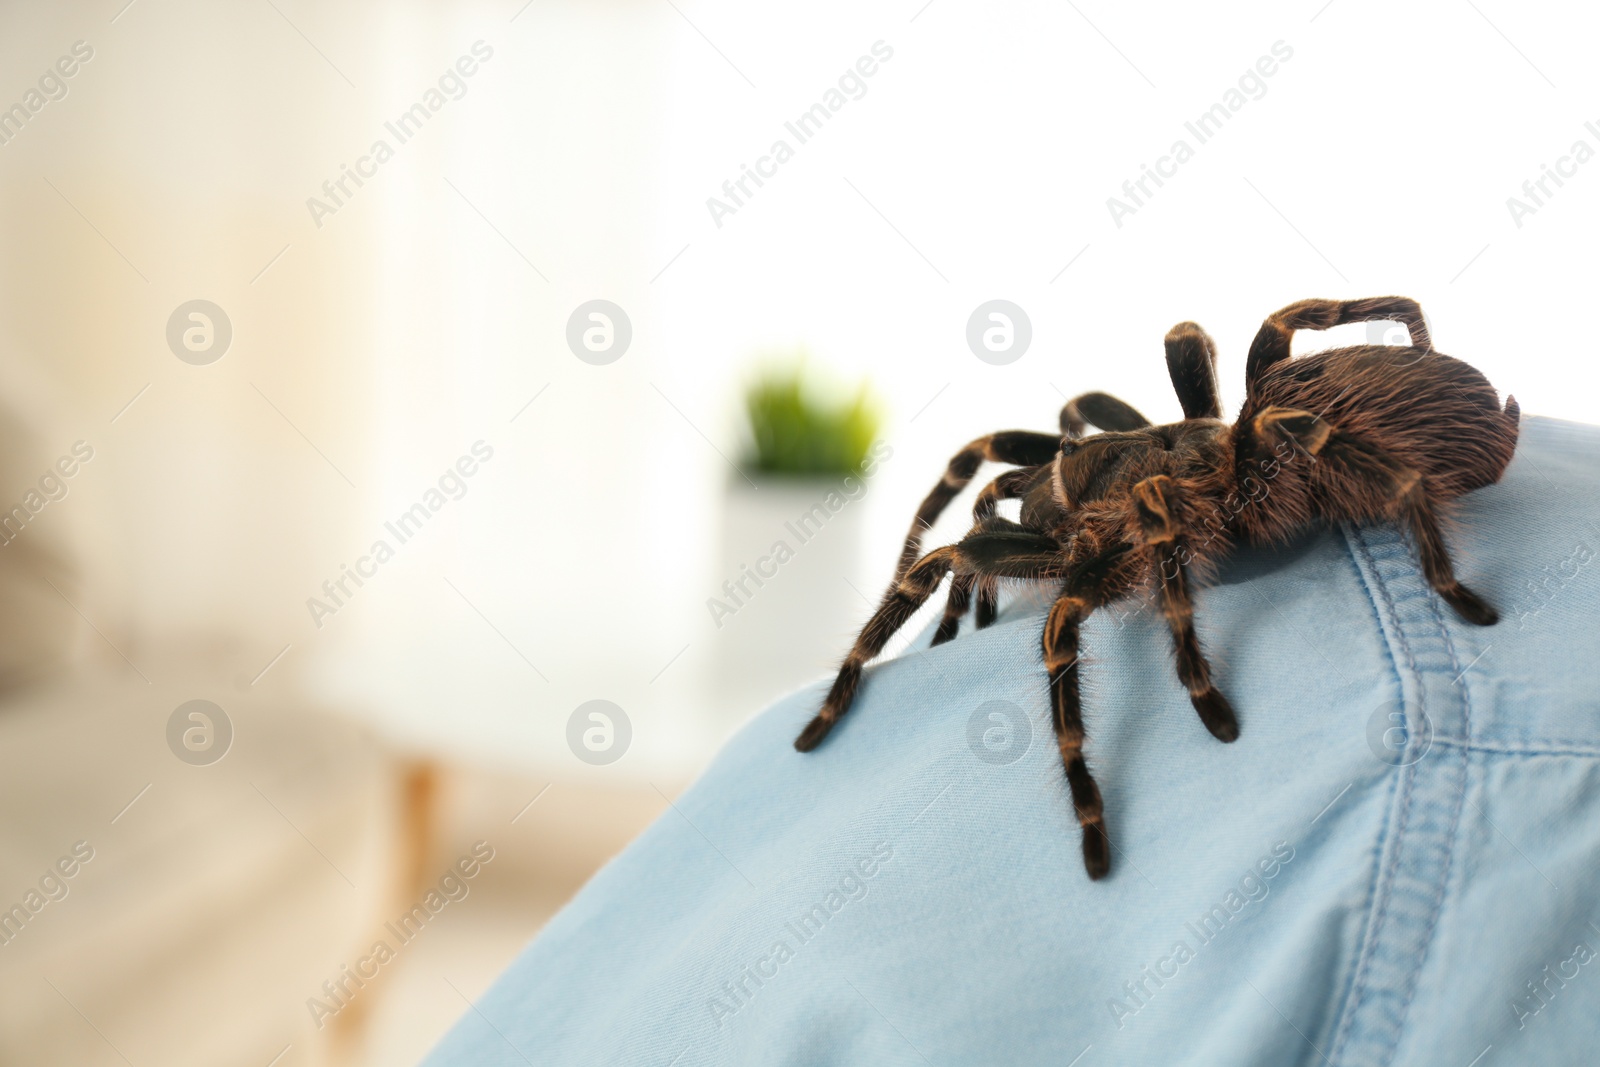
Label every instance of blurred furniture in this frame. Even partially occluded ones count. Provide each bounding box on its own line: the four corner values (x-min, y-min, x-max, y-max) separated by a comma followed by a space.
0, 370, 414, 1065
0, 668, 396, 1066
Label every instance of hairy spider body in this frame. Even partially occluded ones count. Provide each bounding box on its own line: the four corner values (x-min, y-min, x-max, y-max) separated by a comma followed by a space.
795, 297, 1520, 880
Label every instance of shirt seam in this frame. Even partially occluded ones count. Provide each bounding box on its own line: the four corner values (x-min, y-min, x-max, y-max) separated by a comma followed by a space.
1326, 523, 1422, 1066
1430, 736, 1600, 758
1379, 587, 1474, 1067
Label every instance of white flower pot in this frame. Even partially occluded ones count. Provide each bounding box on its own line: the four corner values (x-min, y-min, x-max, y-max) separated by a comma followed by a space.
709, 473, 876, 720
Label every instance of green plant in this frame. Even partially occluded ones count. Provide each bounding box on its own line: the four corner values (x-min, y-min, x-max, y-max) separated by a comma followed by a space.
741, 357, 881, 476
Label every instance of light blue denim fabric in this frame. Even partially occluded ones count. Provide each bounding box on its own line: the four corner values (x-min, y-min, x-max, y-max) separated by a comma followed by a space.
423, 415, 1600, 1066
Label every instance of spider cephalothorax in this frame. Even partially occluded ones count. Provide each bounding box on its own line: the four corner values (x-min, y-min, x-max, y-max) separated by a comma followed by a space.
794, 296, 1520, 880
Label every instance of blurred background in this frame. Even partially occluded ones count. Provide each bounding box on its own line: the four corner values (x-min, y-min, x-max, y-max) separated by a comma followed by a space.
0, 0, 1595, 1062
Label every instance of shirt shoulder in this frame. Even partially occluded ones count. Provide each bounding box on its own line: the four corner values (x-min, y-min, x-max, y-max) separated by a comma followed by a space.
424, 415, 1600, 1067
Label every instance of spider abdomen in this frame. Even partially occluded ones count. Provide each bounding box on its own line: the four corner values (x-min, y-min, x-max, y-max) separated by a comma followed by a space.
1248, 345, 1518, 496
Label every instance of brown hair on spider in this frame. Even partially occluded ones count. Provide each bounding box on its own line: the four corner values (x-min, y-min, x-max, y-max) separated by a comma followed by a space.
794, 296, 1520, 881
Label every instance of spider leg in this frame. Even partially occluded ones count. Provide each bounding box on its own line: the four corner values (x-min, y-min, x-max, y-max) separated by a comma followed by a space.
1245, 296, 1433, 391
1131, 475, 1240, 742
895, 431, 1062, 580
1043, 546, 1134, 880
931, 573, 973, 647
931, 467, 1039, 646
797, 522, 1062, 752
1164, 321, 1223, 420
1060, 392, 1152, 437
974, 576, 1000, 631
1251, 406, 1498, 625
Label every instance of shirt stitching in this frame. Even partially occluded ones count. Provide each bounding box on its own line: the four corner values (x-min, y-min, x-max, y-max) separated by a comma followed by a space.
1430, 736, 1600, 757
1328, 523, 1424, 1067
1380, 589, 1474, 1067
1323, 523, 1407, 1055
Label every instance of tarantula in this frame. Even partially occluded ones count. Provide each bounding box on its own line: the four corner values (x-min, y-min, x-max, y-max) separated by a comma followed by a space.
794, 296, 1520, 880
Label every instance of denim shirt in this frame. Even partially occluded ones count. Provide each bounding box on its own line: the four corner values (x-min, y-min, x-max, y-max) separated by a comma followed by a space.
424, 415, 1600, 1067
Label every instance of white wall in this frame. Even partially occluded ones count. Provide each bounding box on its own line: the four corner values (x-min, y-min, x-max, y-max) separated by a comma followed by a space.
0, 0, 1591, 776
